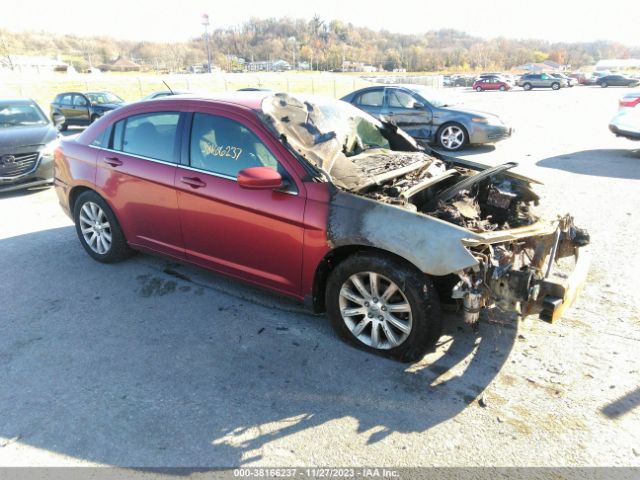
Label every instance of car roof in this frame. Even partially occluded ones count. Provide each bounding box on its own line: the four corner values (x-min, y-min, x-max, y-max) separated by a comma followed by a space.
142, 91, 272, 111
0, 98, 37, 104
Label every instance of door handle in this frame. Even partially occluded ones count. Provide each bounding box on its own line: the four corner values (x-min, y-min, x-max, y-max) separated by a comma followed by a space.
104, 157, 123, 167
181, 176, 207, 189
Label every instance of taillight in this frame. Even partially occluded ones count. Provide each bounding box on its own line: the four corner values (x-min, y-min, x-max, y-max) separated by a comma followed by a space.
619, 97, 640, 108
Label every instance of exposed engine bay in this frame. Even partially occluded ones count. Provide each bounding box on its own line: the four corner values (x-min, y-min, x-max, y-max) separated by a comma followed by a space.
356, 151, 540, 233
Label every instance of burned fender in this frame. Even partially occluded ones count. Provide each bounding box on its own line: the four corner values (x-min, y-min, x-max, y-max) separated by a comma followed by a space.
327, 188, 483, 276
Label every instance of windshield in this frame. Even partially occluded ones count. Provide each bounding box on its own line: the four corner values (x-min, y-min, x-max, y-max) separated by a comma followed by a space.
261, 93, 431, 191
85, 92, 124, 104
0, 102, 48, 128
403, 85, 460, 108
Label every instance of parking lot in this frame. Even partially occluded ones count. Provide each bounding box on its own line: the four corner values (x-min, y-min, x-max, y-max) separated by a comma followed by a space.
1, 85, 639, 467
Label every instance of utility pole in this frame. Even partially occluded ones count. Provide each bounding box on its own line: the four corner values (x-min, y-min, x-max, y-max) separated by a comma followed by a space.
202, 13, 212, 73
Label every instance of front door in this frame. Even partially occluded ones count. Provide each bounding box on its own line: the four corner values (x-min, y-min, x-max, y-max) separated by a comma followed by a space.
175, 111, 306, 296
385, 88, 433, 142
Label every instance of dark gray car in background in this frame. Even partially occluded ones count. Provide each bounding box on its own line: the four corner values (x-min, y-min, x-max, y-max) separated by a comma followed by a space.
0, 99, 62, 193
342, 84, 512, 151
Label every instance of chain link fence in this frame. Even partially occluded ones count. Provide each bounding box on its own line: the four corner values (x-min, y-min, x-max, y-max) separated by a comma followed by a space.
0, 71, 443, 109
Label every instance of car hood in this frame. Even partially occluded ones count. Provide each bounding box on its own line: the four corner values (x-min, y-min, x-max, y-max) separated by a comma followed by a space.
440, 106, 503, 122
0, 125, 57, 154
93, 103, 124, 110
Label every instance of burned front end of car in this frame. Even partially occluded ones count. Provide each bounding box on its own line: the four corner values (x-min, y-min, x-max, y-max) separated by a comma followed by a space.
260, 92, 591, 325
403, 160, 592, 325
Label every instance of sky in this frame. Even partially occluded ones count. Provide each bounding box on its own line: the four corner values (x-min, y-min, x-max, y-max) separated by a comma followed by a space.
0, 0, 638, 46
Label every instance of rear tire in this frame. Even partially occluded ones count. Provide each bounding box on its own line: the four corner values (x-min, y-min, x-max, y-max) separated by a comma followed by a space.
523, 83, 532, 91
90, 114, 100, 123
73, 191, 134, 263
326, 253, 443, 362
600, 81, 608, 88
476, 86, 483, 92
551, 82, 560, 90
57, 122, 68, 132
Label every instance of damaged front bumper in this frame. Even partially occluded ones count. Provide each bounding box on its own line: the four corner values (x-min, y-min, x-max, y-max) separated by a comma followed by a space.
453, 214, 590, 324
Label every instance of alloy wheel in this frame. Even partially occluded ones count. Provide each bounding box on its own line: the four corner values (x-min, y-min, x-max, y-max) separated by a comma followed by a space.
440, 125, 465, 150
79, 201, 112, 254
338, 272, 413, 350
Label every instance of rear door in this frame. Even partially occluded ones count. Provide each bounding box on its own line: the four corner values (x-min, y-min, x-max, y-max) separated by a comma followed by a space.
58, 94, 75, 124
95, 110, 185, 258
71, 94, 91, 125
174, 109, 306, 296
384, 87, 433, 141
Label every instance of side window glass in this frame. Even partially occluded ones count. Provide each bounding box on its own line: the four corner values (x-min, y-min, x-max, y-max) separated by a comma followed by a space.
61, 94, 73, 106
112, 112, 180, 163
356, 90, 383, 107
189, 113, 280, 179
73, 95, 88, 106
388, 90, 417, 109
91, 125, 112, 148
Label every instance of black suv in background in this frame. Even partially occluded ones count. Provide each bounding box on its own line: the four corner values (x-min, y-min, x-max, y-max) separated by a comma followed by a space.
50, 91, 125, 131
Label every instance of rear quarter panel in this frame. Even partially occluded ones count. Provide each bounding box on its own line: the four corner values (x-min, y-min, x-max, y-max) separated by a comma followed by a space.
54, 137, 98, 217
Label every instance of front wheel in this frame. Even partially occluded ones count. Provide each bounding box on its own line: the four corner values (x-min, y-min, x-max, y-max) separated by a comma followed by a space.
551, 82, 560, 90
437, 123, 467, 151
476, 86, 483, 92
499, 85, 506, 91
600, 82, 608, 88
73, 191, 134, 263
326, 253, 442, 362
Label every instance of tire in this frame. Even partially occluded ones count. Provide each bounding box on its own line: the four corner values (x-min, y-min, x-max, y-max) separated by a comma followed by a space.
73, 190, 134, 263
325, 253, 443, 362
499, 85, 506, 91
90, 114, 100, 123
437, 122, 468, 151
523, 83, 532, 91
476, 86, 483, 92
600, 82, 608, 88
57, 122, 68, 132
551, 82, 560, 90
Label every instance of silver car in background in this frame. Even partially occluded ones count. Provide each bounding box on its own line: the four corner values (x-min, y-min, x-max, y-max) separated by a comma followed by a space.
342, 84, 513, 151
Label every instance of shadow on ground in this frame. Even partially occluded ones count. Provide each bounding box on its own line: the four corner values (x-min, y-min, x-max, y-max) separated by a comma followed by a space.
536, 148, 640, 179
0, 226, 518, 468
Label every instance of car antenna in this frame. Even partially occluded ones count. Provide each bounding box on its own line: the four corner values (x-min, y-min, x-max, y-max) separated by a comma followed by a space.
163, 80, 174, 94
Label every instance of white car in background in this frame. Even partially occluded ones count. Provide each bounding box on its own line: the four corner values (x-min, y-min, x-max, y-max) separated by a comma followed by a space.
609, 107, 640, 141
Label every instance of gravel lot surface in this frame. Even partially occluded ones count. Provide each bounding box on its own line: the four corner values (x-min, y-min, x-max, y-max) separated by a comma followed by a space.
0, 85, 639, 468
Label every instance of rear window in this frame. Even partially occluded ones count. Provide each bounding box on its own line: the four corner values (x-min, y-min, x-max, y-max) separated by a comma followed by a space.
111, 112, 180, 163
355, 90, 384, 107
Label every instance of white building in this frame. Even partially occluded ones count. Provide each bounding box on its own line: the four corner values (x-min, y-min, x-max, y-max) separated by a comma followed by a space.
595, 59, 640, 71
0, 55, 69, 72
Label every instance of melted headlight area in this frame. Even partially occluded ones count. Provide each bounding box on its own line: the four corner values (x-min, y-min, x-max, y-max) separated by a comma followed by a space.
452, 215, 590, 325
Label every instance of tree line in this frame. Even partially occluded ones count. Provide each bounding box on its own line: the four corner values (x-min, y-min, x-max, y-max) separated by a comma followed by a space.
1, 16, 639, 73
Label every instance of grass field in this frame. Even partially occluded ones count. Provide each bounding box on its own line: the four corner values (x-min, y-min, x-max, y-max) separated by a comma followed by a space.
0, 71, 439, 110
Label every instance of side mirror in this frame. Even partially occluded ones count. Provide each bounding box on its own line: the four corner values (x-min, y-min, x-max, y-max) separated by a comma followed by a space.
413, 102, 425, 110
52, 112, 65, 128
237, 167, 283, 190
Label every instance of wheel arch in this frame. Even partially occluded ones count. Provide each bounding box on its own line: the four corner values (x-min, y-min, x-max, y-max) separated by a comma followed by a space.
311, 244, 439, 313
68, 185, 95, 215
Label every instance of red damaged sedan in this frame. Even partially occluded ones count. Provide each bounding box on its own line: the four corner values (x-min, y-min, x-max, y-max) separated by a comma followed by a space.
54, 92, 589, 361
